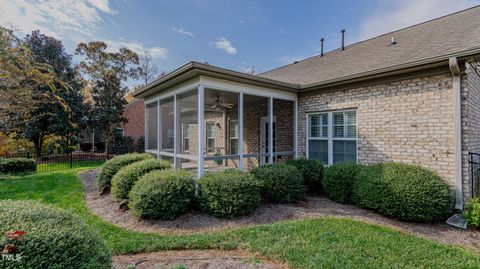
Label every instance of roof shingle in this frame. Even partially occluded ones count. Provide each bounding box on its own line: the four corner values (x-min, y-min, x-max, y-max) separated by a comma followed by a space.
258, 6, 480, 86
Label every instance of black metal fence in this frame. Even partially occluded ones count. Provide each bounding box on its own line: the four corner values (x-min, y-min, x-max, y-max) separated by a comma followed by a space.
0, 152, 113, 173
469, 152, 480, 198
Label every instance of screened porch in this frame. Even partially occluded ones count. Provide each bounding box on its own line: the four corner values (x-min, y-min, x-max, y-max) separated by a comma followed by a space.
144, 84, 298, 178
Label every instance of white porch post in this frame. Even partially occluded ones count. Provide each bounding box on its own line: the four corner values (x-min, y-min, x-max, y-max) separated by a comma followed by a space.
293, 100, 298, 159
197, 85, 205, 178
156, 100, 161, 159
173, 94, 180, 168
268, 97, 274, 164
238, 93, 244, 170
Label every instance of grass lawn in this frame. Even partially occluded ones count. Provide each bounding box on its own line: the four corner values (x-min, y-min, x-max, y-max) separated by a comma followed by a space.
0, 168, 479, 268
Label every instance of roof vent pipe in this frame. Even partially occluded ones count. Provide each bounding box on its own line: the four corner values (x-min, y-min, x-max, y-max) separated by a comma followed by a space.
341, 29, 345, 50
320, 38, 324, 57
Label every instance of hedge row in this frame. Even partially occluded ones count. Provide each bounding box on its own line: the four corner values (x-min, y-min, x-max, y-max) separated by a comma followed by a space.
0, 158, 36, 175
97, 153, 154, 189
111, 158, 171, 199
323, 162, 454, 222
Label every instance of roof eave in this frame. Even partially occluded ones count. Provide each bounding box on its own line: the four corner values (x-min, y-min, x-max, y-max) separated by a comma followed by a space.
300, 47, 480, 92
132, 61, 300, 98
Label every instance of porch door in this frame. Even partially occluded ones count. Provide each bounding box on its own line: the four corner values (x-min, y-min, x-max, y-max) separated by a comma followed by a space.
260, 116, 276, 165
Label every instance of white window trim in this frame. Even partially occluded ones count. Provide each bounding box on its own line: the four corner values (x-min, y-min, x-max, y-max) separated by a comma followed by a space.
306, 109, 358, 165
229, 119, 239, 155
206, 121, 215, 153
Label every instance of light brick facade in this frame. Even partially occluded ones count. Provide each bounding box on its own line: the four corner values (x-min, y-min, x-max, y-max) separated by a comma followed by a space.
298, 72, 456, 187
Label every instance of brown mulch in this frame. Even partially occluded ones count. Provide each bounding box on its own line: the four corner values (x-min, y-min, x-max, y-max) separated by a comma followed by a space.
79, 169, 480, 253
112, 249, 288, 269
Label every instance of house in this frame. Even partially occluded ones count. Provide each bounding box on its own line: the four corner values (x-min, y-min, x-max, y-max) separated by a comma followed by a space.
79, 98, 145, 152
133, 6, 480, 210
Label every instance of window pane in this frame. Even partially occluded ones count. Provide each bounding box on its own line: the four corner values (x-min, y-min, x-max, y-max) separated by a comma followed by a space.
231, 138, 238, 154
333, 140, 357, 163
229, 120, 238, 138
346, 125, 356, 138
333, 112, 344, 125
308, 140, 328, 164
146, 102, 158, 150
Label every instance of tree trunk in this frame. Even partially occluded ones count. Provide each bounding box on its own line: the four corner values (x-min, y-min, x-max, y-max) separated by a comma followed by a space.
33, 135, 43, 157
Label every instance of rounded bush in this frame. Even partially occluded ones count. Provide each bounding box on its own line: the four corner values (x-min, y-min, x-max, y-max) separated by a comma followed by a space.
0, 158, 36, 175
97, 153, 154, 189
352, 162, 454, 222
322, 161, 361, 203
0, 200, 111, 269
198, 170, 260, 218
250, 164, 306, 203
129, 170, 196, 220
286, 158, 324, 192
111, 159, 171, 199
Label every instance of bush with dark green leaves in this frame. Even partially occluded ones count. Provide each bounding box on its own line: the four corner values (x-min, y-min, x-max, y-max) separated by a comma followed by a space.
198, 170, 261, 218
97, 153, 154, 189
111, 159, 171, 199
352, 162, 454, 222
286, 158, 324, 192
129, 169, 196, 220
464, 198, 480, 229
250, 164, 306, 203
0, 158, 36, 175
0, 200, 111, 269
322, 161, 361, 203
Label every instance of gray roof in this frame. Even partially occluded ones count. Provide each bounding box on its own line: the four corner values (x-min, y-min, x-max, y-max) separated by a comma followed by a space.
258, 6, 480, 86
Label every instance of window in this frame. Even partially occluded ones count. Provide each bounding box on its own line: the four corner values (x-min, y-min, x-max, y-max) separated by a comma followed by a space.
307, 110, 357, 164
206, 122, 215, 153
229, 120, 238, 154
114, 128, 124, 147
182, 124, 189, 152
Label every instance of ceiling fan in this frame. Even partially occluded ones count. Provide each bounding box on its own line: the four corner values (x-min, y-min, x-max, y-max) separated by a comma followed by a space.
210, 94, 234, 109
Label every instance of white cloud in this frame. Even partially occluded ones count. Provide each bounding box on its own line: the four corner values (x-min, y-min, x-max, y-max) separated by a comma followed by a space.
0, 0, 114, 39
209, 37, 237, 55
359, 0, 480, 40
172, 27, 193, 37
104, 40, 168, 59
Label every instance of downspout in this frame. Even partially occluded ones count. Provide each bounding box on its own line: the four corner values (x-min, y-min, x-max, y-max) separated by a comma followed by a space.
449, 57, 463, 210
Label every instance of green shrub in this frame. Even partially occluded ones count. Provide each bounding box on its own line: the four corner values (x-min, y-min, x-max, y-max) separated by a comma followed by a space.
111, 159, 171, 199
0, 158, 36, 175
286, 158, 324, 192
129, 170, 196, 220
97, 153, 154, 189
251, 164, 306, 203
0, 200, 111, 269
198, 170, 260, 218
464, 198, 480, 229
322, 161, 361, 203
352, 162, 454, 222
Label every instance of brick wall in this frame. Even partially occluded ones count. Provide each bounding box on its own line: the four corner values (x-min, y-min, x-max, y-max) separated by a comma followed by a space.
122, 99, 145, 139
298, 72, 456, 187
462, 62, 480, 199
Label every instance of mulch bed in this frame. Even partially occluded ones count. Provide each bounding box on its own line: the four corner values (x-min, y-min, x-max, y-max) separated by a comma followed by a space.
79, 169, 480, 253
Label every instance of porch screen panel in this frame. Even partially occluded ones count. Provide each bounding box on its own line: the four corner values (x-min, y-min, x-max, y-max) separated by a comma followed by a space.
203, 88, 239, 171
160, 97, 174, 153
242, 94, 269, 170
146, 102, 158, 150
177, 89, 199, 172
273, 98, 294, 163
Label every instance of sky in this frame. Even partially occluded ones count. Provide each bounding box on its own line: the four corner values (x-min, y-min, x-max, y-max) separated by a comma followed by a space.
1, 0, 480, 81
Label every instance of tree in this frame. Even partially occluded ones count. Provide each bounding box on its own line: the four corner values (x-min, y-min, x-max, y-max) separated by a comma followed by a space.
17, 30, 86, 156
138, 51, 158, 85
0, 27, 70, 156
76, 41, 140, 152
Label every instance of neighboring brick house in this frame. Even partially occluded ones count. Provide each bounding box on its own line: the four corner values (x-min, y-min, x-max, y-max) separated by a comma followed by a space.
133, 6, 480, 209
79, 98, 145, 152
121, 98, 145, 140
